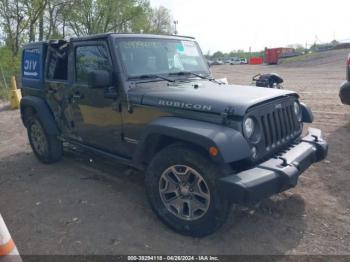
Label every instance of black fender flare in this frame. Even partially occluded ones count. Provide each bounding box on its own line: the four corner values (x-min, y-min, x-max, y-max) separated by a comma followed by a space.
20, 96, 60, 136
133, 117, 251, 166
300, 102, 314, 123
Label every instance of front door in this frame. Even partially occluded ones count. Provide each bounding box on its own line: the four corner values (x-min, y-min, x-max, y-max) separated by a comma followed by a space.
67, 41, 124, 155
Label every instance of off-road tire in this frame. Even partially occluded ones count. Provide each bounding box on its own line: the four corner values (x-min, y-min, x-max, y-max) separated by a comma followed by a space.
145, 144, 231, 237
27, 115, 63, 164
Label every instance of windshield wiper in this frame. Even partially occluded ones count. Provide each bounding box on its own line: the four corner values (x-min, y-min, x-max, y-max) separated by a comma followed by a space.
168, 71, 223, 84
129, 74, 174, 82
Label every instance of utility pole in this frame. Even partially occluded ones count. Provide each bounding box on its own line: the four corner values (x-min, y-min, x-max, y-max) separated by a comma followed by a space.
173, 20, 178, 35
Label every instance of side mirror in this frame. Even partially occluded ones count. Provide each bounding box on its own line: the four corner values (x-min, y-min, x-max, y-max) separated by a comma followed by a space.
87, 70, 112, 88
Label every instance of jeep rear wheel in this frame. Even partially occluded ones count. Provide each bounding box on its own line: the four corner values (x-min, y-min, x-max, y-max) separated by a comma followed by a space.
145, 144, 231, 237
27, 116, 63, 164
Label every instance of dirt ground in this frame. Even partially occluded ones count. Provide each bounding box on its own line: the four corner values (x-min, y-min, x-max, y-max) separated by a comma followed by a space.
0, 49, 349, 255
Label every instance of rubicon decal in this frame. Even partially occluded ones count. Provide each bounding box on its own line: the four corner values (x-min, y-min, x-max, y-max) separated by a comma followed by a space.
158, 100, 212, 111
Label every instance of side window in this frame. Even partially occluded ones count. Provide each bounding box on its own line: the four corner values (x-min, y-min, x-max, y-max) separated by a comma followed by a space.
75, 45, 111, 83
47, 43, 69, 81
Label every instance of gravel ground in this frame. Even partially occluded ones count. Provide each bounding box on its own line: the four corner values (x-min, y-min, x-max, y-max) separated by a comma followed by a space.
0, 49, 349, 255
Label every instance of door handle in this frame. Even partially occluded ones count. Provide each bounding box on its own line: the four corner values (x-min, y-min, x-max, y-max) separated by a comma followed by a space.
72, 92, 83, 100
104, 88, 117, 99
47, 87, 57, 94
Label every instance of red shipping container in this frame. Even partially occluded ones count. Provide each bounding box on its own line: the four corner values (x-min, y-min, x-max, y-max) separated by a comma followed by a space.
249, 57, 263, 65
265, 48, 294, 64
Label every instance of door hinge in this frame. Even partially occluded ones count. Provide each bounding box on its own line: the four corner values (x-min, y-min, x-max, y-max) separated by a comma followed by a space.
121, 133, 138, 144
221, 106, 235, 124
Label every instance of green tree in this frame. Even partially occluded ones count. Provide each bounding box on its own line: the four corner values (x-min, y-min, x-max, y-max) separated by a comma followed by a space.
0, 0, 47, 55
0, 45, 20, 97
65, 0, 157, 36
147, 6, 172, 34
39, 0, 65, 39
0, 0, 27, 57
23, 0, 47, 42
212, 51, 224, 59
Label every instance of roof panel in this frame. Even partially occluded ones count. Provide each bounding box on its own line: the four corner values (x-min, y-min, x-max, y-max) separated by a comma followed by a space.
70, 33, 195, 42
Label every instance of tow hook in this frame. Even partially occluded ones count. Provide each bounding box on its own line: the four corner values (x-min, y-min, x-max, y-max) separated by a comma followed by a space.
311, 134, 319, 142
278, 157, 289, 167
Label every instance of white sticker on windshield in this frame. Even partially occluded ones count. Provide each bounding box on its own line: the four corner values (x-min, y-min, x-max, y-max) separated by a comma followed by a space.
181, 41, 199, 56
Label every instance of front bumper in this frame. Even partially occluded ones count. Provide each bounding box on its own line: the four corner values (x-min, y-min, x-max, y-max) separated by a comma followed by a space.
219, 128, 328, 204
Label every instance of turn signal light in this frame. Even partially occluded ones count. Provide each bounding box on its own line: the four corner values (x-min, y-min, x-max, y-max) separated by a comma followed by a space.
209, 146, 219, 157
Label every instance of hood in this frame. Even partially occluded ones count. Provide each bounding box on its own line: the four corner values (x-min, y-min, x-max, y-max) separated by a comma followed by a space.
128, 80, 297, 116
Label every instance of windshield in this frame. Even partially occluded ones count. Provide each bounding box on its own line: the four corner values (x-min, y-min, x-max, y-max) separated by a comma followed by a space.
115, 38, 210, 78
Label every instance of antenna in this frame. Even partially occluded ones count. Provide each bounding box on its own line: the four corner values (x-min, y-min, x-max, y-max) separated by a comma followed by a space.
173, 20, 178, 35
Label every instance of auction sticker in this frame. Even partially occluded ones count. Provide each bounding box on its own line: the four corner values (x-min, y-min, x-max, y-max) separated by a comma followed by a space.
181, 41, 199, 56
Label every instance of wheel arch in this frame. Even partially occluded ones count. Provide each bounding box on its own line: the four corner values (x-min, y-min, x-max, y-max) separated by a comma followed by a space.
134, 133, 209, 167
300, 102, 314, 123
20, 96, 60, 136
133, 117, 251, 168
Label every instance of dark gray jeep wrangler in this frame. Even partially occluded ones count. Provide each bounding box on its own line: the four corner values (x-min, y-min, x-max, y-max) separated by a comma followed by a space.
20, 33, 328, 236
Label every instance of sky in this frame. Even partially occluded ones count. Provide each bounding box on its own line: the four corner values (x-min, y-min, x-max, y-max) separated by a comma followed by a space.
150, 0, 349, 54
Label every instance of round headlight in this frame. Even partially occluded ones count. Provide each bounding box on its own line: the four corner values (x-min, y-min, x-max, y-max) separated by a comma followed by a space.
293, 102, 302, 121
243, 117, 255, 139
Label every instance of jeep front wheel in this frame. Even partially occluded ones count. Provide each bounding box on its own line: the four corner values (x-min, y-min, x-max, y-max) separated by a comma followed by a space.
145, 144, 231, 237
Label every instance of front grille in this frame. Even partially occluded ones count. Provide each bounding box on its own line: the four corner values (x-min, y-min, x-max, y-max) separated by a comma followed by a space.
249, 97, 302, 159
260, 104, 299, 150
